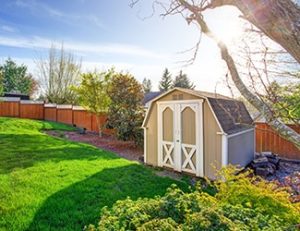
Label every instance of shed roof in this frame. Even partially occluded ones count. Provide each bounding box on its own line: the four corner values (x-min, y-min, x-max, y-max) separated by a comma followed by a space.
143, 88, 253, 135
143, 92, 162, 106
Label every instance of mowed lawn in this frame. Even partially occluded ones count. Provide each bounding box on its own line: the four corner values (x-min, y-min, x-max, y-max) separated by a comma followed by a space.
0, 117, 188, 231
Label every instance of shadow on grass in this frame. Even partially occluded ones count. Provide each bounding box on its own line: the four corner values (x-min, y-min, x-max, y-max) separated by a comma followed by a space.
26, 164, 188, 231
0, 133, 119, 174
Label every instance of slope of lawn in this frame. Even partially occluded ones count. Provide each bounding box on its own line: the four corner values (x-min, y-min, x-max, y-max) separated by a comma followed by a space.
0, 117, 188, 231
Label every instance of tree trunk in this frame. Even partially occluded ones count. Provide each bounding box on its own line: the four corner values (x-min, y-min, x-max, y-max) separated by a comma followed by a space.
95, 115, 102, 137
179, 0, 300, 150
209, 0, 300, 64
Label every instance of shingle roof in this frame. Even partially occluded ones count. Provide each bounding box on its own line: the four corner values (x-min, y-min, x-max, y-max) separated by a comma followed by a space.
143, 92, 162, 105
207, 98, 253, 134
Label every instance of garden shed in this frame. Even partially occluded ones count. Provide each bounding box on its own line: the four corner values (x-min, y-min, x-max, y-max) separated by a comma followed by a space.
142, 88, 254, 179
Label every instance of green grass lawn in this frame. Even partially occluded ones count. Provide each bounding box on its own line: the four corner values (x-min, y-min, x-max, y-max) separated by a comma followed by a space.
0, 117, 188, 231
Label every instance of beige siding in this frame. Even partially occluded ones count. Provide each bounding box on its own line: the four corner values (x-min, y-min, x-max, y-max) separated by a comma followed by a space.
144, 89, 223, 179
203, 102, 222, 179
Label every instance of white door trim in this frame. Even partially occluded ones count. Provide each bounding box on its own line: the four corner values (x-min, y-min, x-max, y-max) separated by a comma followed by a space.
157, 100, 204, 177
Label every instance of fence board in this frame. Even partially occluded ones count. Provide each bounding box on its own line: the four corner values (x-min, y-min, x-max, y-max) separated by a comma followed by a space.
57, 108, 73, 125
44, 107, 57, 121
20, 103, 44, 120
0, 101, 19, 117
255, 122, 300, 159
73, 110, 92, 131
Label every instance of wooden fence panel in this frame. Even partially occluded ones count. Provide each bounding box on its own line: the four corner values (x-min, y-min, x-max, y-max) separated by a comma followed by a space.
44, 106, 57, 121
57, 107, 73, 125
0, 101, 19, 117
73, 110, 92, 131
255, 122, 300, 159
20, 102, 44, 120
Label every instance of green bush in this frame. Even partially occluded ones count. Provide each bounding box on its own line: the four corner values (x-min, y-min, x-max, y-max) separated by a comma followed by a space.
87, 167, 300, 231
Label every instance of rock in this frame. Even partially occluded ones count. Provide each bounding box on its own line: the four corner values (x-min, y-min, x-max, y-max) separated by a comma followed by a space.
268, 157, 280, 167
256, 167, 269, 177
252, 157, 269, 168
138, 155, 144, 162
261, 151, 273, 157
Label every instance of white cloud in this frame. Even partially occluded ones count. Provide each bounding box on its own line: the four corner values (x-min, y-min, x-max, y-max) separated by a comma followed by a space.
1, 25, 17, 33
14, 0, 105, 29
0, 35, 169, 60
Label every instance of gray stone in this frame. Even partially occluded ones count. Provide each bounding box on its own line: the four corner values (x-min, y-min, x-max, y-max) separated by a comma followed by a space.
256, 167, 269, 177
252, 157, 269, 168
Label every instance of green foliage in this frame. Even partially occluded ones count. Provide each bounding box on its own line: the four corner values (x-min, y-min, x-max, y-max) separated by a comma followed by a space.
267, 81, 300, 124
89, 167, 300, 231
0, 117, 187, 231
107, 73, 144, 146
0, 58, 37, 96
173, 70, 195, 89
72, 70, 113, 136
142, 78, 152, 93
159, 68, 173, 92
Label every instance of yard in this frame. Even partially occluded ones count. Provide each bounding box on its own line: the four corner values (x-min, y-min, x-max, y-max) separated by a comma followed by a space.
0, 117, 188, 231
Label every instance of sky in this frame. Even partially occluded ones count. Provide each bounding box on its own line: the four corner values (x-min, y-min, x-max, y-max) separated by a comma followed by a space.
0, 0, 245, 95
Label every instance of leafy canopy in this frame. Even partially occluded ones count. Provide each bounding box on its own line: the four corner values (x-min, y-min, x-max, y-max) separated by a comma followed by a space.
107, 72, 144, 146
72, 70, 112, 115
0, 58, 37, 96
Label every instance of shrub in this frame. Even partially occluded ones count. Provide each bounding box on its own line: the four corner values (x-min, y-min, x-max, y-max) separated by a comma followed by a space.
107, 72, 144, 147
87, 167, 300, 231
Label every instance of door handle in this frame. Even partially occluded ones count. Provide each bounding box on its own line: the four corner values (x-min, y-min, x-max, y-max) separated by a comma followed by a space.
176, 140, 180, 142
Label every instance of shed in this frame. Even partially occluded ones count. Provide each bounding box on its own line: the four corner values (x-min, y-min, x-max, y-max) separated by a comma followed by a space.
142, 88, 254, 179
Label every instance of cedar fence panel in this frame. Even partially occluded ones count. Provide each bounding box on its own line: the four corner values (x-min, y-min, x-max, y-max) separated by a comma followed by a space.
20, 101, 44, 120
73, 109, 92, 131
255, 122, 300, 160
56, 106, 73, 125
0, 100, 20, 117
44, 105, 57, 121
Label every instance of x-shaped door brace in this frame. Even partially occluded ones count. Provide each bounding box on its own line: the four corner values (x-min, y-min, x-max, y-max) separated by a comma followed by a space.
182, 144, 196, 171
163, 143, 174, 166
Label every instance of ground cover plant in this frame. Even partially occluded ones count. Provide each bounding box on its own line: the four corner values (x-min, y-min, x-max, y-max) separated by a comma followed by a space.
88, 167, 300, 231
0, 117, 188, 231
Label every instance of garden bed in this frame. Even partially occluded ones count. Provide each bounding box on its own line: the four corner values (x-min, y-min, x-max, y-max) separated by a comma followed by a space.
46, 131, 143, 161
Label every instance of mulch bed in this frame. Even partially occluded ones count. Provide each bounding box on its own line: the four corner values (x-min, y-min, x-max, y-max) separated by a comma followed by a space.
46, 131, 143, 161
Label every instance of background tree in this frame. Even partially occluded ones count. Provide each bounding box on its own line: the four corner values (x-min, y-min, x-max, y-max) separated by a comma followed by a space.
159, 68, 173, 91
142, 78, 152, 93
37, 44, 81, 104
173, 70, 195, 89
0, 70, 3, 96
107, 72, 144, 146
0, 58, 37, 96
72, 70, 113, 137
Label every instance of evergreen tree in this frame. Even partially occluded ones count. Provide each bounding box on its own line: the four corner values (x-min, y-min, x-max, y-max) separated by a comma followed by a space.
0, 58, 37, 96
158, 68, 172, 92
173, 70, 195, 89
142, 78, 152, 93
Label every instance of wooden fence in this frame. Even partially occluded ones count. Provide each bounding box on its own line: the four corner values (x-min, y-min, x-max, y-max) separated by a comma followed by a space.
0, 98, 113, 134
255, 122, 300, 160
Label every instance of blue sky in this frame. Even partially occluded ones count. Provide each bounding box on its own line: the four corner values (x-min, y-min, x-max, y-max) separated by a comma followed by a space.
0, 0, 244, 93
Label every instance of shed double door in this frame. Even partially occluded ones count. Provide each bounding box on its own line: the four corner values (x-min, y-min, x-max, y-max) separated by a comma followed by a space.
158, 101, 203, 177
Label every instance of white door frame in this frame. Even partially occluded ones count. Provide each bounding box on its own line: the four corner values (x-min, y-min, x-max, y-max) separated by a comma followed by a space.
157, 100, 204, 177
